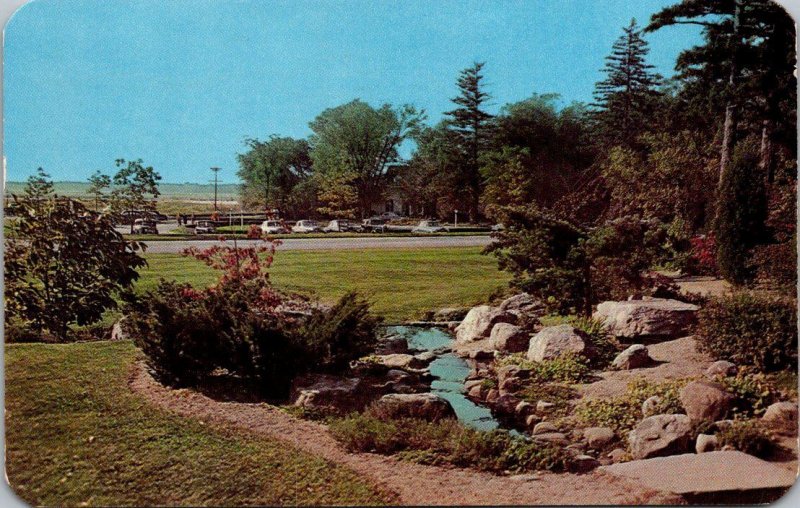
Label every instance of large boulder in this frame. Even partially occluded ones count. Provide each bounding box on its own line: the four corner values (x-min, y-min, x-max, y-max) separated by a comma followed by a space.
628, 414, 693, 459
612, 344, 652, 370
704, 361, 738, 379
527, 325, 593, 362
374, 353, 429, 370
371, 393, 456, 421
593, 299, 700, 339
291, 374, 366, 413
761, 401, 798, 436
584, 427, 616, 449
679, 380, 733, 422
498, 293, 546, 317
375, 335, 409, 355
454, 305, 516, 343
490, 323, 530, 353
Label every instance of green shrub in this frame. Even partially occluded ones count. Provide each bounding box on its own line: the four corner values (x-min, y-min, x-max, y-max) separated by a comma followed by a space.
496, 352, 591, 384
717, 420, 773, 458
696, 293, 797, 372
517, 382, 577, 417
715, 372, 780, 418
329, 411, 573, 473
575, 378, 687, 433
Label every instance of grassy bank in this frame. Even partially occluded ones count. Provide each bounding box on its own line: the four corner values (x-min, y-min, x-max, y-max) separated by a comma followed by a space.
137, 247, 510, 321
5, 341, 394, 506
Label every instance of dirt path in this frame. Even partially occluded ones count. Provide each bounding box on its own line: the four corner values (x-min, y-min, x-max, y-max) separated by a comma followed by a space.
129, 364, 679, 505
579, 336, 713, 400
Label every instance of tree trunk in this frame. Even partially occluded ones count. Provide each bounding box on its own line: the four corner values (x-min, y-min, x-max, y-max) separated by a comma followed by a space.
759, 118, 775, 183
717, 0, 742, 190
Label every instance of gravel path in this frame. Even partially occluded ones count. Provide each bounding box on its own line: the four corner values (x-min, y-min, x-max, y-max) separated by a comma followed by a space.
141, 235, 493, 253
129, 364, 678, 505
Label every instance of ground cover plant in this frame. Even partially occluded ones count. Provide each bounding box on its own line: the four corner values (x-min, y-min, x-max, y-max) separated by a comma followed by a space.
329, 408, 573, 473
5, 341, 393, 506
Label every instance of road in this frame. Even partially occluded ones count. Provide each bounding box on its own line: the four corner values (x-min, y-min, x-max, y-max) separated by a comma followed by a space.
141, 235, 493, 253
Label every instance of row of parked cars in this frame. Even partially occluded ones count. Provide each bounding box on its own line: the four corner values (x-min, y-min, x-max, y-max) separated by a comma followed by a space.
261, 218, 449, 234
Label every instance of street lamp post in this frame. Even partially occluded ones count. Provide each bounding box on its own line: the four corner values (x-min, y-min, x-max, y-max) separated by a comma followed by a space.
454, 209, 459, 228
210, 167, 221, 211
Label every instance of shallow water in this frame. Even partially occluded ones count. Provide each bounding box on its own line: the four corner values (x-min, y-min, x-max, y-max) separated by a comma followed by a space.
387, 325, 500, 431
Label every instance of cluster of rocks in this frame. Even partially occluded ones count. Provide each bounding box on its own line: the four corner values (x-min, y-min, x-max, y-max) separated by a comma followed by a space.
290, 332, 448, 417
453, 293, 545, 354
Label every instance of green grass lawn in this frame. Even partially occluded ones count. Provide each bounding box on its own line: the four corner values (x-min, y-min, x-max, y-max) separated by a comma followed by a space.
137, 247, 510, 321
5, 341, 395, 506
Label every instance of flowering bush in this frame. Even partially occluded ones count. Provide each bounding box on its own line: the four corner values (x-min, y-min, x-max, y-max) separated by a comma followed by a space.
687, 234, 717, 275
127, 234, 379, 398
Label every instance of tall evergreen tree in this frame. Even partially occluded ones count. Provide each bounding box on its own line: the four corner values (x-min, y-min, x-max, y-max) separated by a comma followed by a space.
445, 62, 493, 221
593, 19, 662, 147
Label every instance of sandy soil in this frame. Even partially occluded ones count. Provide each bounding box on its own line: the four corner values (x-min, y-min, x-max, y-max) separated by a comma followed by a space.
579, 336, 713, 400
129, 363, 680, 505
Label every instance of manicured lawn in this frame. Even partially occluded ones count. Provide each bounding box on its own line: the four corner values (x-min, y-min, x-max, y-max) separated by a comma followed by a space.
5, 341, 394, 506
137, 247, 510, 321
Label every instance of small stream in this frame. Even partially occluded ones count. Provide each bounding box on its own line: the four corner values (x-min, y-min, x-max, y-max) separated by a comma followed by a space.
387, 325, 501, 431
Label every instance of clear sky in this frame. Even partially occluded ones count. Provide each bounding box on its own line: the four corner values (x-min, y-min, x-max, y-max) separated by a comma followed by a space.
4, 0, 702, 184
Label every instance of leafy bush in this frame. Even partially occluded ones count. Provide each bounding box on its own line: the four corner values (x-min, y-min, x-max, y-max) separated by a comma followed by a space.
517, 382, 577, 417
696, 293, 797, 372
717, 420, 773, 458
575, 378, 688, 433
127, 238, 378, 399
329, 411, 573, 473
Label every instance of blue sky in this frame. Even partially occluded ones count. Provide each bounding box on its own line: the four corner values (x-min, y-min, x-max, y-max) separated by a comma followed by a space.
4, 0, 702, 184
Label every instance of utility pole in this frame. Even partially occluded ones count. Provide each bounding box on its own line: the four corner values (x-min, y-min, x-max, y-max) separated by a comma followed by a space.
210, 167, 221, 211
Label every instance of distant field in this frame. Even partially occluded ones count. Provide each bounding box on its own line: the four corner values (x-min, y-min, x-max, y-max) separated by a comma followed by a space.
137, 247, 510, 322
4, 181, 241, 202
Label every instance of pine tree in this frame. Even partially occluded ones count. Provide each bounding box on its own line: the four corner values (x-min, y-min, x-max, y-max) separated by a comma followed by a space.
593, 19, 662, 147
445, 62, 493, 221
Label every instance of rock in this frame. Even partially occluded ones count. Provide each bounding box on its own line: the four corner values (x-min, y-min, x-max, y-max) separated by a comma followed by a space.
628, 414, 693, 459
593, 298, 699, 339
464, 379, 483, 392
761, 401, 798, 436
525, 414, 541, 427
413, 351, 437, 364
612, 344, 652, 370
498, 293, 546, 318
375, 354, 427, 370
468, 384, 487, 400
493, 394, 521, 415
291, 374, 365, 413
532, 432, 568, 445
486, 389, 500, 403
497, 365, 530, 385
515, 401, 536, 418
704, 360, 738, 379
533, 421, 559, 435
696, 434, 719, 453
570, 454, 600, 473
679, 380, 733, 422
469, 349, 496, 361
713, 419, 735, 432
372, 393, 456, 421
527, 325, 593, 362
490, 323, 531, 353
641, 395, 663, 417
607, 448, 628, 463
111, 318, 129, 341
584, 427, 616, 449
432, 307, 469, 322
375, 335, 409, 354
536, 401, 556, 413
498, 377, 520, 396
454, 305, 516, 343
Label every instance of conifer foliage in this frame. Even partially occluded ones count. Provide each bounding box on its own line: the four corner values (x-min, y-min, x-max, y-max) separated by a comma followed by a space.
593, 19, 662, 147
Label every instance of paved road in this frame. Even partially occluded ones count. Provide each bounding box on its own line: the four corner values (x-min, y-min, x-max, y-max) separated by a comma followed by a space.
141, 235, 493, 253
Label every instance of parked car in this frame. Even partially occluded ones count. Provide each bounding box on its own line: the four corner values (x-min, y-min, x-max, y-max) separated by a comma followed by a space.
361, 217, 387, 233
491, 223, 505, 232
323, 219, 360, 233
380, 211, 402, 221
261, 220, 288, 234
412, 219, 449, 233
292, 220, 322, 233
194, 220, 216, 234
132, 219, 158, 234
